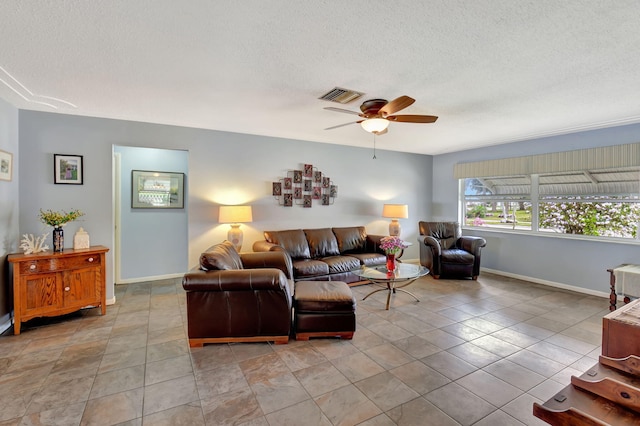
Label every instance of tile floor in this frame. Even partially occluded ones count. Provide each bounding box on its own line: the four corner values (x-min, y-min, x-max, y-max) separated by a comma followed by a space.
0, 272, 608, 425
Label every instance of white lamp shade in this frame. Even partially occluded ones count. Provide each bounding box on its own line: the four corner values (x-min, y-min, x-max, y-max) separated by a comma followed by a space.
382, 204, 408, 219
360, 118, 390, 134
382, 204, 408, 237
218, 205, 253, 223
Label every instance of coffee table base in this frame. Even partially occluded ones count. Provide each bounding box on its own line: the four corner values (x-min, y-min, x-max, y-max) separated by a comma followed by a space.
362, 279, 421, 310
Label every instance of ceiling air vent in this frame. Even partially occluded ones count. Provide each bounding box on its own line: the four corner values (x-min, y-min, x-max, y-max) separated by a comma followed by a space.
318, 87, 364, 104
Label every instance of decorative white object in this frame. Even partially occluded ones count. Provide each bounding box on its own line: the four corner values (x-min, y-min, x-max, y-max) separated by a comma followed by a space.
382, 204, 409, 237
19, 233, 50, 254
73, 227, 90, 249
218, 205, 253, 252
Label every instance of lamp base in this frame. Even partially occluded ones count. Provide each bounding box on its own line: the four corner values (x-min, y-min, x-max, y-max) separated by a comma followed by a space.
388, 220, 401, 237
227, 224, 243, 252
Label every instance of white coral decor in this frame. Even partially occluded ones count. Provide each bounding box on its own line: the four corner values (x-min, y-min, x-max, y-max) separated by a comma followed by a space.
20, 233, 50, 254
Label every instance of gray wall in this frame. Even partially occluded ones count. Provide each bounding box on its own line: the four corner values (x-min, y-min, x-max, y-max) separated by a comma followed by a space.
0, 98, 19, 333
114, 146, 189, 282
433, 123, 640, 294
18, 111, 433, 303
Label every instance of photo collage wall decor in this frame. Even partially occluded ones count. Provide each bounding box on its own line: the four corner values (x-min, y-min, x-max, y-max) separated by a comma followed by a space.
273, 164, 337, 207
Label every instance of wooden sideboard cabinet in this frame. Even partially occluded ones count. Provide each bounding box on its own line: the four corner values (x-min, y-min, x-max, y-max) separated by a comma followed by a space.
8, 245, 109, 335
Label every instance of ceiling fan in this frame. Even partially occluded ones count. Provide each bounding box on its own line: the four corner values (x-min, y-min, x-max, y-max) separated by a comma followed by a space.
324, 95, 438, 135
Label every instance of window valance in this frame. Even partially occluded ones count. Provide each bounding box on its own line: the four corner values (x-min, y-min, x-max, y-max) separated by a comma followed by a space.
454, 143, 640, 179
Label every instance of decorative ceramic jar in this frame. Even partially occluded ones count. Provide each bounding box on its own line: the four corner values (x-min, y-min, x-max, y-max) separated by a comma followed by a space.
52, 227, 64, 252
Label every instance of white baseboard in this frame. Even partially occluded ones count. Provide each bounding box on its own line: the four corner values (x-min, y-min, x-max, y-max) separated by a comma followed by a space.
106, 296, 116, 306
115, 272, 183, 285
481, 267, 616, 300
0, 320, 11, 335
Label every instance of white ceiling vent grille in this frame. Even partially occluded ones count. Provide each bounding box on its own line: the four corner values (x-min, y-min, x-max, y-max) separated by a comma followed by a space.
318, 87, 364, 104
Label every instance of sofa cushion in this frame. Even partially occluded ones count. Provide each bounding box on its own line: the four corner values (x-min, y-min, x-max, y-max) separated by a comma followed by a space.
304, 228, 340, 258
293, 259, 330, 278
332, 226, 367, 253
321, 256, 361, 274
348, 252, 387, 267
264, 229, 311, 259
441, 249, 475, 265
200, 240, 243, 271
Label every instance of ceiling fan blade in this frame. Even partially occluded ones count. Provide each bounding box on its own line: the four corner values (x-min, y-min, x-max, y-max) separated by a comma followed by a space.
323, 107, 363, 116
387, 114, 438, 123
324, 121, 361, 130
379, 95, 415, 117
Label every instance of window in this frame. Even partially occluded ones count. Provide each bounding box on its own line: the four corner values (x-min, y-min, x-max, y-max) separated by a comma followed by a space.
462, 168, 640, 239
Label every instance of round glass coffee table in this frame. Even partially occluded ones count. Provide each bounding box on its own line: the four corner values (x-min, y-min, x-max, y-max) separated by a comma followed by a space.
353, 263, 429, 310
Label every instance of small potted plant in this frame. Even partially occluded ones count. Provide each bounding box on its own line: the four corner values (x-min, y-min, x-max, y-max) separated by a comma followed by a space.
39, 209, 84, 252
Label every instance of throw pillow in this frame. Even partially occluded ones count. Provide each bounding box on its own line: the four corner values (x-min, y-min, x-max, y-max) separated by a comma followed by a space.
200, 240, 243, 271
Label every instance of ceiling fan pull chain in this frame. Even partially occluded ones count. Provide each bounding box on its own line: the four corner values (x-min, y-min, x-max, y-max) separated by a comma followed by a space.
372, 134, 377, 159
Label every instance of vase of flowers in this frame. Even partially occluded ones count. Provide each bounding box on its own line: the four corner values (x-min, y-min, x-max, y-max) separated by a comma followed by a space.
39, 209, 85, 252
379, 236, 409, 273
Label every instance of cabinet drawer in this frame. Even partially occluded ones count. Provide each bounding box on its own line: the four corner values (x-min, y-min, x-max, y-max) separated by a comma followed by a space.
20, 255, 101, 274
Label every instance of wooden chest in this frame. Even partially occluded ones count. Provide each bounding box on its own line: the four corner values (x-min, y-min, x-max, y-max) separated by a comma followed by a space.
602, 298, 640, 358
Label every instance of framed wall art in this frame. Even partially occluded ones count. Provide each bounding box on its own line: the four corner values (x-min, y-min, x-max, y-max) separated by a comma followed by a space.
132, 170, 185, 209
273, 163, 337, 207
54, 154, 83, 184
0, 149, 12, 181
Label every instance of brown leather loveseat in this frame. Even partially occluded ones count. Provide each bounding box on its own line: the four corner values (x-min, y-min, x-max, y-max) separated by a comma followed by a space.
253, 226, 387, 283
182, 241, 294, 347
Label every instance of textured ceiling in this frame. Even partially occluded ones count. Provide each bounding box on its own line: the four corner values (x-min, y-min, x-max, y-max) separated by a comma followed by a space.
2, 1, 640, 155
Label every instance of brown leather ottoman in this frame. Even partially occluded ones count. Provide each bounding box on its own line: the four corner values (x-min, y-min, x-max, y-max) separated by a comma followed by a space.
293, 281, 356, 340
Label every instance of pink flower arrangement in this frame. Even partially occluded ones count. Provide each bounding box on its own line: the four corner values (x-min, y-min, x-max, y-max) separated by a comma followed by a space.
379, 236, 408, 255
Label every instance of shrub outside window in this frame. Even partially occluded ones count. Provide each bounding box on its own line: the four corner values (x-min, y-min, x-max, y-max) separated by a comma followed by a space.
462, 170, 640, 240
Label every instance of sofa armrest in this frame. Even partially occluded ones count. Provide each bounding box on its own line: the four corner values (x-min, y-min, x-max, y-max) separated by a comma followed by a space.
458, 236, 487, 255
252, 240, 286, 253
240, 251, 293, 280
182, 269, 291, 296
418, 235, 442, 256
365, 234, 387, 254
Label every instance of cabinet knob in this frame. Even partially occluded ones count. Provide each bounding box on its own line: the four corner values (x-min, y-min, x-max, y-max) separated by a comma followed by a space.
29, 264, 36, 270
88, 257, 94, 262
64, 287, 70, 291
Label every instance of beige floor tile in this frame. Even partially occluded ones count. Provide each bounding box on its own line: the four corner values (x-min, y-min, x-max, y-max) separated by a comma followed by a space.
265, 399, 331, 426
331, 352, 385, 382
250, 371, 309, 414
142, 402, 205, 426
314, 384, 381, 425
201, 388, 263, 425
195, 363, 249, 400
143, 375, 199, 416
386, 397, 459, 426
390, 360, 450, 395
20, 401, 86, 426
89, 364, 145, 399
81, 388, 143, 425
294, 361, 350, 397
355, 371, 420, 411
456, 369, 522, 407
425, 382, 496, 425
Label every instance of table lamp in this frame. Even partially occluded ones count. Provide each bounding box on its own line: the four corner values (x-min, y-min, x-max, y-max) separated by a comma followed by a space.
382, 204, 408, 237
218, 205, 253, 252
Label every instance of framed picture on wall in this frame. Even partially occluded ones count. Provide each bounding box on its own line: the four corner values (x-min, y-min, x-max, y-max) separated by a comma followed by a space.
54, 154, 83, 184
132, 170, 185, 209
0, 149, 12, 181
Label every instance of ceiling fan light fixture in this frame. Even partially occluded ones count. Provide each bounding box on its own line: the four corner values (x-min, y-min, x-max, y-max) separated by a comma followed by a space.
360, 118, 389, 134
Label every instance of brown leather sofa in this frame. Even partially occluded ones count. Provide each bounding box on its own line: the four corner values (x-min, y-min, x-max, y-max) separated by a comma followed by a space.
252, 226, 387, 283
418, 221, 486, 280
182, 241, 294, 347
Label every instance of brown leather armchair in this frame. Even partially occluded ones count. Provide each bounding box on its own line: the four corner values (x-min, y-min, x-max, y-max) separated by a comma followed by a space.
182, 241, 294, 347
418, 221, 486, 280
